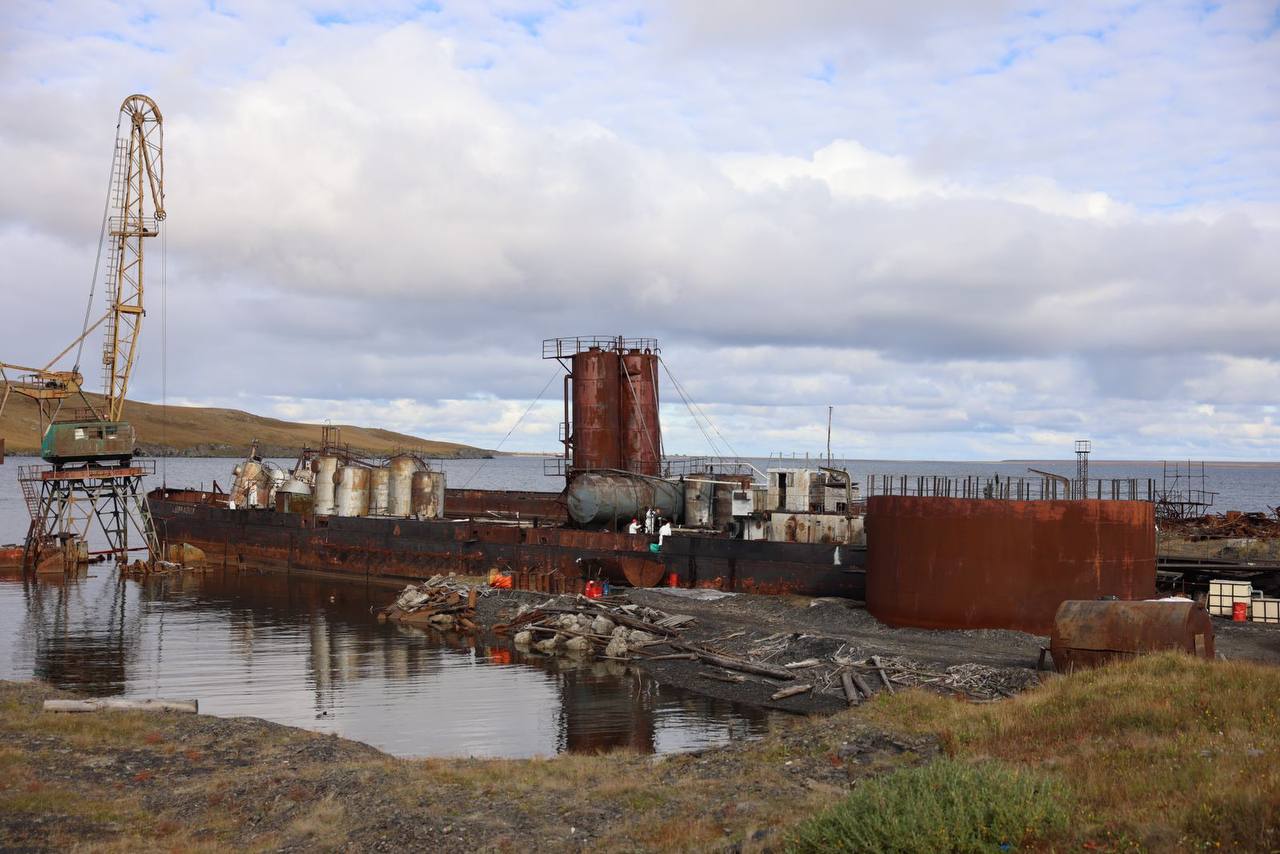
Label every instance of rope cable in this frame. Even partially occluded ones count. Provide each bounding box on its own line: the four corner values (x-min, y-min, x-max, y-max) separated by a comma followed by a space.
160, 224, 167, 486
461, 366, 562, 488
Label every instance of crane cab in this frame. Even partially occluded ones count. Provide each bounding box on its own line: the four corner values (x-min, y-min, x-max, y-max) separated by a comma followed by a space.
41, 420, 135, 466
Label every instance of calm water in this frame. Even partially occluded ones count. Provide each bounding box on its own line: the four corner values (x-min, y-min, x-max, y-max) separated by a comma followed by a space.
0, 566, 774, 757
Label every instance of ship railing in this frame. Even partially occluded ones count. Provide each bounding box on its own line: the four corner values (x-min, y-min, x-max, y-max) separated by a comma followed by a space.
865, 474, 1155, 502
542, 336, 660, 359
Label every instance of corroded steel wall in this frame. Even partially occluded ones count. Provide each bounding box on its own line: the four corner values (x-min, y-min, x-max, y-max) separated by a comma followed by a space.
866, 496, 1156, 635
571, 348, 622, 471
620, 351, 661, 476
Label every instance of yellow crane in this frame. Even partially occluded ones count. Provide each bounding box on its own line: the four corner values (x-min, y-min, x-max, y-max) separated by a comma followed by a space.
0, 94, 164, 463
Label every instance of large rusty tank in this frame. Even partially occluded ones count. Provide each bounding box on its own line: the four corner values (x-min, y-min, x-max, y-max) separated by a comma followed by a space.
571, 347, 622, 471
566, 471, 683, 528
866, 496, 1156, 635
369, 467, 390, 516
411, 470, 446, 519
334, 465, 371, 517
387, 454, 419, 517
312, 456, 339, 515
1049, 599, 1215, 673
620, 349, 661, 476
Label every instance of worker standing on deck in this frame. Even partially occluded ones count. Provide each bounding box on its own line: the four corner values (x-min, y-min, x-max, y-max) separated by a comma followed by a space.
658, 517, 673, 547
627, 517, 641, 535
644, 506, 657, 534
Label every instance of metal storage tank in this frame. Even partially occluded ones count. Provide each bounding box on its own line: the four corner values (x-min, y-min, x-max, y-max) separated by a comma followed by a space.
571, 347, 622, 471
313, 456, 339, 515
683, 478, 714, 528
387, 455, 419, 517
620, 350, 661, 476
865, 496, 1157, 635
411, 470, 446, 519
1049, 599, 1214, 672
566, 471, 684, 527
334, 465, 371, 517
369, 467, 390, 516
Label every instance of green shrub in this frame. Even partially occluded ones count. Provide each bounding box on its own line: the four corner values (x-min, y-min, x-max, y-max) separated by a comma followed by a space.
787, 758, 1072, 853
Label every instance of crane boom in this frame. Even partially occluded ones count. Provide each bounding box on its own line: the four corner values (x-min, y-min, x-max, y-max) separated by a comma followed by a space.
102, 94, 165, 423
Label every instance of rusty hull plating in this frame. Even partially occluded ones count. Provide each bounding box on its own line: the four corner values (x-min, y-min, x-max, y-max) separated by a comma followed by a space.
865, 496, 1156, 635
1049, 599, 1214, 672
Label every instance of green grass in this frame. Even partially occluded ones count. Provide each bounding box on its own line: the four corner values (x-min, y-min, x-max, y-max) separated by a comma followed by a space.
787, 758, 1071, 853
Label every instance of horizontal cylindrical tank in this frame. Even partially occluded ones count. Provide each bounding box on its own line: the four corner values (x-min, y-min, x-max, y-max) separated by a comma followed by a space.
1049, 599, 1215, 672
387, 454, 420, 517
411, 470, 446, 519
334, 465, 371, 517
571, 347, 622, 471
566, 471, 684, 527
620, 350, 661, 476
313, 456, 339, 515
865, 496, 1156, 635
369, 468, 390, 516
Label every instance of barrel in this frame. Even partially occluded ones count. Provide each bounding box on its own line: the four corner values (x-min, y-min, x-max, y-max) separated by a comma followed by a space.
1049, 599, 1215, 673
1232, 601, 1248, 622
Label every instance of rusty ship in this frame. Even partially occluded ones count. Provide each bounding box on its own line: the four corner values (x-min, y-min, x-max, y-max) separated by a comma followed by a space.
150, 337, 870, 597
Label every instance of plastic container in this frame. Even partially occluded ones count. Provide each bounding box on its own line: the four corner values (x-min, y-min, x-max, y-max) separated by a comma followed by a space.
1232, 601, 1248, 622
667, 572, 678, 588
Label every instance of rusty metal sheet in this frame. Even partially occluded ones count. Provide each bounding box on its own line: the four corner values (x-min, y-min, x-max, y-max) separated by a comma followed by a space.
1049, 599, 1214, 672
865, 496, 1156, 635
444, 488, 566, 522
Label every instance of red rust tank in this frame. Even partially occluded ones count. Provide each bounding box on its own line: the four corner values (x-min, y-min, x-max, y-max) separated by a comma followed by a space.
866, 496, 1156, 635
1049, 599, 1214, 672
571, 347, 622, 471
620, 350, 661, 476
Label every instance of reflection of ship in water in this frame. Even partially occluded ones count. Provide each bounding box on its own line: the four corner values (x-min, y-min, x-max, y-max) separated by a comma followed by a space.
2, 567, 774, 756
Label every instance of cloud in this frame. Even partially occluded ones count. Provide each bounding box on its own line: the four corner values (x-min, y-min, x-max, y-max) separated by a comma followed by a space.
0, 1, 1276, 461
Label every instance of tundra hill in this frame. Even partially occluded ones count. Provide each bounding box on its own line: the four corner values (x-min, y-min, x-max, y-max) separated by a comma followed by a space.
0, 393, 490, 459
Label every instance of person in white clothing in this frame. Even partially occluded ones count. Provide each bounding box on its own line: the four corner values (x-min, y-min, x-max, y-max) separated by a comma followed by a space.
658, 518, 673, 546
644, 506, 657, 534
627, 517, 641, 535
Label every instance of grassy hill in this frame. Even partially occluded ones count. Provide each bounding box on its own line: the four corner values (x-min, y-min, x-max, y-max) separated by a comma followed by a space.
0, 392, 490, 459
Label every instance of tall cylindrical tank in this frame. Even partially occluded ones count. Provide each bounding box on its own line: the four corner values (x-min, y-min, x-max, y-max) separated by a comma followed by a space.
566, 471, 684, 527
683, 477, 714, 528
334, 465, 371, 517
313, 456, 339, 515
387, 455, 419, 517
411, 470, 446, 519
369, 468, 390, 516
571, 347, 622, 471
620, 350, 661, 476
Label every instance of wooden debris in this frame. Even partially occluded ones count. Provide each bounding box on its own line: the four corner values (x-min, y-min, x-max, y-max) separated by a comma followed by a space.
841, 671, 859, 706
850, 672, 876, 699
783, 658, 822, 670
45, 698, 198, 714
871, 655, 895, 694
770, 684, 813, 701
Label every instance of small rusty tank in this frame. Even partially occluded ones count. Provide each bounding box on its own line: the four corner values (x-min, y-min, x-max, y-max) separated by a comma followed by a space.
411, 470, 445, 519
620, 349, 661, 476
334, 465, 371, 517
571, 347, 622, 471
387, 454, 419, 517
312, 456, 340, 515
566, 471, 684, 527
369, 467, 390, 516
1049, 599, 1215, 673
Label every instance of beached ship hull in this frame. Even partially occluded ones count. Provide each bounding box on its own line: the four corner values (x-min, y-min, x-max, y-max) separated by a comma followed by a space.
149, 488, 867, 598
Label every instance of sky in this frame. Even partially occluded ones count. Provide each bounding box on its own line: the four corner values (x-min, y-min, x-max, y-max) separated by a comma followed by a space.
2, 0, 1278, 460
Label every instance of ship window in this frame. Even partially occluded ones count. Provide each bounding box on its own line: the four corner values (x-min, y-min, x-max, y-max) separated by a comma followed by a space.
74, 428, 86, 440
105, 426, 118, 437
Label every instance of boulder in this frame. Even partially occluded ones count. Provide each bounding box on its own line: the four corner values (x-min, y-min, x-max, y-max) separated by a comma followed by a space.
591, 616, 615, 635
513, 630, 533, 646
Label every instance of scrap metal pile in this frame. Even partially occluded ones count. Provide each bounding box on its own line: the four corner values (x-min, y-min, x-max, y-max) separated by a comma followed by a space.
378, 576, 488, 632
1165, 509, 1280, 540
493, 597, 698, 657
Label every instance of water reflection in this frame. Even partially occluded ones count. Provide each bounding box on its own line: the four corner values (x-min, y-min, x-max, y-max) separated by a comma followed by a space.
0, 567, 774, 758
